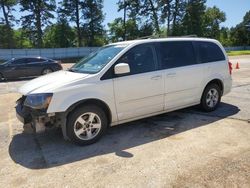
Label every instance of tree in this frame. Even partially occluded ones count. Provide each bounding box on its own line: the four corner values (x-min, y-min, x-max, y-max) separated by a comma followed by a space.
0, 0, 17, 48
82, 0, 105, 46
230, 11, 250, 46
108, 17, 154, 42
13, 28, 33, 48
118, 0, 160, 35
182, 0, 206, 36
159, 0, 173, 35
203, 6, 226, 39
43, 18, 75, 48
141, 0, 160, 34
58, 0, 84, 47
219, 27, 232, 47
108, 18, 139, 42
118, 0, 141, 40
171, 0, 186, 36
20, 0, 56, 48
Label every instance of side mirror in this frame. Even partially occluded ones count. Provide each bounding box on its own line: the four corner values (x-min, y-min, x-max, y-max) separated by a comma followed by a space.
114, 63, 130, 75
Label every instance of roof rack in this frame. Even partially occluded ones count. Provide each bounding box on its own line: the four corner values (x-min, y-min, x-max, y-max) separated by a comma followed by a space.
135, 34, 198, 40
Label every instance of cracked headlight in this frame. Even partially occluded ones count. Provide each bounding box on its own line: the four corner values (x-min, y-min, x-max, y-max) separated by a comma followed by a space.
24, 93, 53, 110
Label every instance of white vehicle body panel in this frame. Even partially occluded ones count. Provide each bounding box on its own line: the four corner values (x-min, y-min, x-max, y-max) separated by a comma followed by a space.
113, 70, 164, 121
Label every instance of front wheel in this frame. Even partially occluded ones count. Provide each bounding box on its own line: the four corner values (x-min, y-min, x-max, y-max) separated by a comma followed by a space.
66, 105, 108, 145
200, 84, 221, 112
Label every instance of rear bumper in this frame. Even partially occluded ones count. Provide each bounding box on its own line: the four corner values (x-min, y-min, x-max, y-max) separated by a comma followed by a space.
223, 76, 232, 96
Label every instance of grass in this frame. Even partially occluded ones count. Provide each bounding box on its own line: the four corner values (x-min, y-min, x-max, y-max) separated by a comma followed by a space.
227, 50, 250, 56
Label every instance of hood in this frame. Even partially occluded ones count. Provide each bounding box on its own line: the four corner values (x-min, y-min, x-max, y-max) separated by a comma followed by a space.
19, 70, 89, 95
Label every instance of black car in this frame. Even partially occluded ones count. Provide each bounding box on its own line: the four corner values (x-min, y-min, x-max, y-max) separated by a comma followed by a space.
0, 57, 62, 80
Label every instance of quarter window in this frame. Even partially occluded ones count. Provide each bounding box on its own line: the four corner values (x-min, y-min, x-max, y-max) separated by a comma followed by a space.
196, 41, 225, 63
157, 41, 196, 69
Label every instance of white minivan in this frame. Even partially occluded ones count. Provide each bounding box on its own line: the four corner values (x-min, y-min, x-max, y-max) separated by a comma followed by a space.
16, 38, 232, 145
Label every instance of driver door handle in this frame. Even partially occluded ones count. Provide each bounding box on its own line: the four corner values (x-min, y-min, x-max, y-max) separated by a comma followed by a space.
151, 75, 162, 80
166, 72, 176, 77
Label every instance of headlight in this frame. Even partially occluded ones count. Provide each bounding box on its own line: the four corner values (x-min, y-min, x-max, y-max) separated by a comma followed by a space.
24, 93, 53, 110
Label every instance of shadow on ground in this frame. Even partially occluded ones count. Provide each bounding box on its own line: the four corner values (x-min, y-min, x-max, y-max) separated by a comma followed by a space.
1, 77, 33, 82
9, 102, 240, 169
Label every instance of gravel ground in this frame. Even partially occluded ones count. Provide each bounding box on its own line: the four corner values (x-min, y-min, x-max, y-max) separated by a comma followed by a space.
0, 58, 249, 188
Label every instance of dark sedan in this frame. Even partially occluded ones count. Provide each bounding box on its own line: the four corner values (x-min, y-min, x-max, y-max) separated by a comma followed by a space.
0, 57, 62, 80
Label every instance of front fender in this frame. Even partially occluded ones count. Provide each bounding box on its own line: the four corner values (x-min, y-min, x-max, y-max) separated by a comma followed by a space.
46, 81, 117, 122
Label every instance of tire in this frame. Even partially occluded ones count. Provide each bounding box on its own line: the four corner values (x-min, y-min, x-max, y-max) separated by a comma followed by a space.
66, 105, 108, 145
200, 83, 221, 112
42, 68, 53, 75
0, 73, 4, 81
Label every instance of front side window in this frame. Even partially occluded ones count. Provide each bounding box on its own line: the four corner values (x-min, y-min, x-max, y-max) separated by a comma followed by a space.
27, 58, 45, 63
117, 44, 156, 75
157, 41, 196, 69
196, 41, 225, 63
69, 45, 126, 74
11, 58, 26, 65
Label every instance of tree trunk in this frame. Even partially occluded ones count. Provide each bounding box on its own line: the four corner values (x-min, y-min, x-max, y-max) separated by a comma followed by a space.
123, 0, 127, 41
75, 0, 82, 47
172, 0, 179, 35
34, 0, 43, 48
148, 0, 160, 34
167, 0, 171, 35
89, 4, 94, 46
0, 2, 13, 48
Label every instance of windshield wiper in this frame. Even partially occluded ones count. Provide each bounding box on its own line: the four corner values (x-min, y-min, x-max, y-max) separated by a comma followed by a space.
68, 68, 77, 72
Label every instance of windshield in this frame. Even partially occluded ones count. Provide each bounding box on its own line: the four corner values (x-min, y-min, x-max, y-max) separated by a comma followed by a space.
2, 58, 14, 65
69, 45, 126, 74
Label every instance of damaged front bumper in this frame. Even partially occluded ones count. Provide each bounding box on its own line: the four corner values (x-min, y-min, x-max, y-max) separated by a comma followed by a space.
15, 96, 56, 133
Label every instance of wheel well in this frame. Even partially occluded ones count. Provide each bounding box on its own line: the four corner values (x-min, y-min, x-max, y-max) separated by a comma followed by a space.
205, 79, 224, 94
66, 99, 112, 125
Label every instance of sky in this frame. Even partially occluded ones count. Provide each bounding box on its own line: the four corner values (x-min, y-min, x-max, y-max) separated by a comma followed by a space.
103, 0, 250, 28
1, 0, 250, 29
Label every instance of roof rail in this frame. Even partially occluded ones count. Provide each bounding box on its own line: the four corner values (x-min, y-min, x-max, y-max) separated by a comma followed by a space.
135, 34, 198, 40
179, 34, 198, 38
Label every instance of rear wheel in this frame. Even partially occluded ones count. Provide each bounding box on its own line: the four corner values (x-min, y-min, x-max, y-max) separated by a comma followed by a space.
200, 84, 221, 112
66, 105, 108, 145
0, 73, 4, 81
42, 68, 53, 75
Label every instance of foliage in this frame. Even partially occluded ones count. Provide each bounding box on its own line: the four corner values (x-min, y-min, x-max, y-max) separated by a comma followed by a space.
58, 0, 84, 47
230, 11, 250, 46
0, 24, 15, 48
82, 0, 105, 46
203, 6, 226, 39
181, 0, 207, 36
19, 0, 56, 48
0, 0, 249, 48
0, 0, 17, 48
43, 18, 75, 48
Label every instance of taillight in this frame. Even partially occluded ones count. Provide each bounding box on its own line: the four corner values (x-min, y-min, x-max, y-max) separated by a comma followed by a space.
228, 61, 232, 75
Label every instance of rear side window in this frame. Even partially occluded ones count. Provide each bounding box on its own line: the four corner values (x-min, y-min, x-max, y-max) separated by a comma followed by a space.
157, 41, 196, 69
196, 41, 225, 63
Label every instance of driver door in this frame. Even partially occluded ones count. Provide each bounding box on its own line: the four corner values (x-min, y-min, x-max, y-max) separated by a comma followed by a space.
4, 58, 26, 79
113, 44, 165, 121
